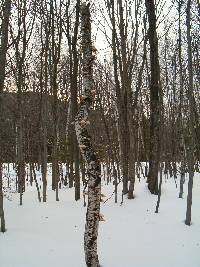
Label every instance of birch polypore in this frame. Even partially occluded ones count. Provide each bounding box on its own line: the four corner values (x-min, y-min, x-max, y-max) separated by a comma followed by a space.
75, 3, 101, 267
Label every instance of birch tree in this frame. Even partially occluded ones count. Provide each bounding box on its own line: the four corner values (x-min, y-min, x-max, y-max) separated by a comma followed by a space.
75, 3, 101, 266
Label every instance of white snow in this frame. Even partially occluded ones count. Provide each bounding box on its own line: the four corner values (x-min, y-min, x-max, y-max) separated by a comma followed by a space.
0, 167, 200, 267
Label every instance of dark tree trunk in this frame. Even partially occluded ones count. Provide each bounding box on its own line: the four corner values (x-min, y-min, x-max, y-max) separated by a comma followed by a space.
185, 0, 195, 226
65, 0, 81, 200
178, 0, 186, 199
49, 0, 62, 202
0, 0, 11, 232
145, 0, 161, 195
0, 162, 6, 232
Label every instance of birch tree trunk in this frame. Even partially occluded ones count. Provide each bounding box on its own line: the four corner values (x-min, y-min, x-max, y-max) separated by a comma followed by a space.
75, 3, 101, 266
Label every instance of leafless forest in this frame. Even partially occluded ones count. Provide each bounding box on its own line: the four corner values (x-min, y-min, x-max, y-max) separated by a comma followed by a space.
0, 0, 199, 266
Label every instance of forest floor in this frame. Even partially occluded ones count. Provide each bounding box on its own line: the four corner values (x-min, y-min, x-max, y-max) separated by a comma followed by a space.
0, 166, 200, 267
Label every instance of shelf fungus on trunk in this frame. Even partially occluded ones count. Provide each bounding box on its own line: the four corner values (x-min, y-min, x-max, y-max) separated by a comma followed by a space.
75, 3, 101, 267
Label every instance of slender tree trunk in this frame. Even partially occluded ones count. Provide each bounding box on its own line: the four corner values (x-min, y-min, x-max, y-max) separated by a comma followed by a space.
30, 161, 33, 186
155, 163, 163, 213
41, 95, 48, 202
49, 0, 62, 202
185, 0, 195, 226
74, 144, 80, 200
0, 162, 6, 232
179, 142, 185, 198
75, 3, 101, 266
110, 0, 129, 194
65, 0, 81, 200
32, 163, 41, 203
17, 120, 25, 206
178, 0, 186, 199
40, 26, 49, 202
14, 0, 28, 206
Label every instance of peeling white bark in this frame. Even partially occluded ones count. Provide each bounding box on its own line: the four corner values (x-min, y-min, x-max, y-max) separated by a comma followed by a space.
75, 3, 101, 267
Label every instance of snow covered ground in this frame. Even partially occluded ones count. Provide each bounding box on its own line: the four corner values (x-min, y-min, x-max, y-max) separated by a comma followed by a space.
0, 168, 200, 267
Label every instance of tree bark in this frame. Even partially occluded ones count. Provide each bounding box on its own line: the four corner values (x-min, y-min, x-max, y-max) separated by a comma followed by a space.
66, 0, 81, 200
75, 3, 101, 266
178, 0, 186, 199
145, 0, 161, 195
0, 0, 11, 232
185, 0, 195, 226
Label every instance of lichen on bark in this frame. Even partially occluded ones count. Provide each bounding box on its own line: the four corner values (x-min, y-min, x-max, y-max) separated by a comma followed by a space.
75, 3, 101, 267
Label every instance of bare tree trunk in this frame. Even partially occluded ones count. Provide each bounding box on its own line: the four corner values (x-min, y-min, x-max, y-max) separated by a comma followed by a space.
75, 3, 101, 266
185, 0, 195, 226
0, 162, 6, 232
179, 139, 186, 198
41, 103, 48, 202
40, 16, 49, 202
17, 121, 25, 206
145, 0, 161, 195
0, 0, 11, 232
0, 0, 11, 93
41, 94, 48, 202
178, 0, 186, 199
12, 0, 30, 206
110, 0, 129, 195
49, 0, 62, 201
31, 163, 41, 203
155, 163, 163, 213
65, 0, 81, 200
